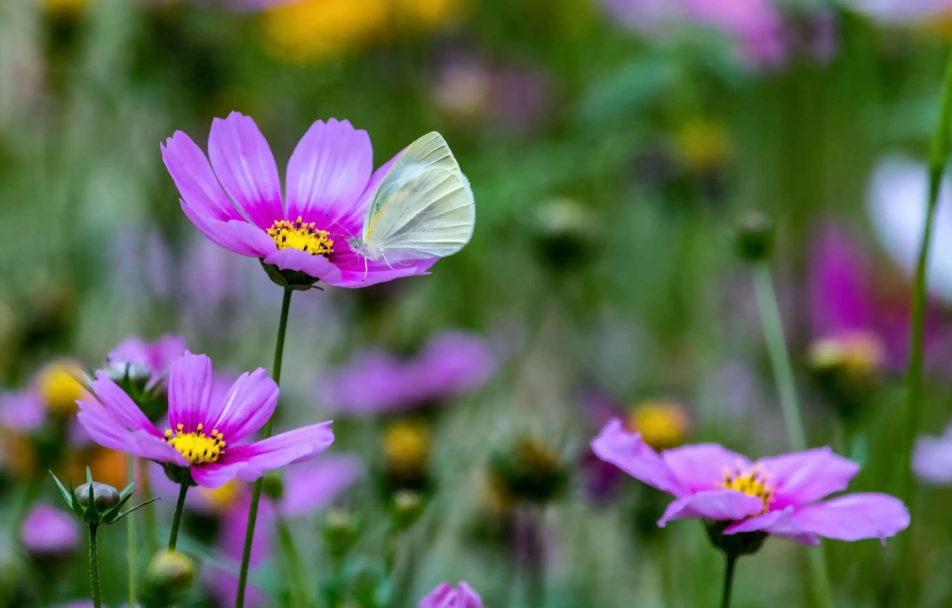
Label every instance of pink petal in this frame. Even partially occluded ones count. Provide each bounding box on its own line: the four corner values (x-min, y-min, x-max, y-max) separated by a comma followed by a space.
590, 419, 688, 497
77, 402, 186, 465
330, 258, 437, 288
168, 352, 214, 433
756, 447, 859, 508
203, 369, 278, 444
661, 444, 750, 493
181, 200, 277, 258
88, 372, 159, 435
208, 112, 284, 230
263, 248, 343, 284
193, 422, 334, 489
286, 119, 373, 224
657, 489, 765, 526
161, 131, 243, 222
279, 455, 363, 518
724, 508, 819, 545
790, 493, 910, 543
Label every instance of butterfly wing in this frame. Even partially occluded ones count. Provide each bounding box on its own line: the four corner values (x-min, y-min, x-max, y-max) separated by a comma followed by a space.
362, 132, 475, 262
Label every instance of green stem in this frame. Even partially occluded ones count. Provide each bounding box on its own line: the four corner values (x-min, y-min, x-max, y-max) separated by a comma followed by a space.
897, 45, 952, 607
752, 263, 835, 608
235, 286, 294, 608
277, 518, 312, 608
168, 482, 189, 551
126, 455, 138, 608
720, 554, 737, 608
138, 457, 159, 555
89, 525, 102, 608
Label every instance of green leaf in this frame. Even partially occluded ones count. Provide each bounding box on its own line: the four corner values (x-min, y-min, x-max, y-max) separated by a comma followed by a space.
49, 471, 75, 510
85, 467, 93, 485
111, 498, 159, 523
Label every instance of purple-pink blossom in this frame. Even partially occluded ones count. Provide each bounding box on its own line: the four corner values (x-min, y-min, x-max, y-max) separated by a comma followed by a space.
0, 390, 46, 433
162, 112, 438, 288
914, 422, 952, 484
20, 504, 80, 556
592, 420, 909, 544
322, 331, 496, 415
419, 582, 482, 608
76, 351, 334, 489
108, 335, 187, 383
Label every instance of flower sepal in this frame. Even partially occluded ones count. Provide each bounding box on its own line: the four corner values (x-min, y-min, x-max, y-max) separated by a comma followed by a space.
259, 259, 320, 291
49, 468, 156, 527
705, 520, 768, 558
162, 462, 197, 487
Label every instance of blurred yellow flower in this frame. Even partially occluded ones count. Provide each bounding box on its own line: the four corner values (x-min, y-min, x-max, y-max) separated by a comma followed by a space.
674, 120, 732, 173
36, 361, 85, 416
198, 480, 242, 512
383, 420, 431, 476
808, 331, 886, 385
627, 400, 690, 450
41, 0, 88, 18
262, 0, 460, 62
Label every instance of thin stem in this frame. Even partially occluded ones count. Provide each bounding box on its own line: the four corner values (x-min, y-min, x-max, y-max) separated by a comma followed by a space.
751, 264, 806, 450
138, 457, 159, 555
720, 554, 737, 608
277, 518, 312, 608
168, 482, 189, 551
897, 45, 952, 606
89, 525, 102, 608
126, 455, 138, 608
752, 264, 835, 608
235, 286, 294, 608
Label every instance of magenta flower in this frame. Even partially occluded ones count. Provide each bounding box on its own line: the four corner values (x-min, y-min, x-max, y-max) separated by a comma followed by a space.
419, 582, 482, 608
592, 420, 909, 544
0, 390, 46, 433
913, 422, 952, 484
77, 351, 334, 488
107, 335, 187, 383
20, 504, 80, 557
323, 331, 495, 415
162, 113, 438, 288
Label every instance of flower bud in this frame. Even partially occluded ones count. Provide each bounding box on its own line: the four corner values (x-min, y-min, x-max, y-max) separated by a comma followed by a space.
144, 550, 196, 595
733, 212, 774, 262
489, 436, 568, 504
808, 331, 885, 418
391, 490, 425, 532
263, 470, 285, 501
532, 198, 598, 271
323, 510, 359, 560
75, 482, 120, 512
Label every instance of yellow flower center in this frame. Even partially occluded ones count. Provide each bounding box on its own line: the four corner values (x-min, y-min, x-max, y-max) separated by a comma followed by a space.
37, 362, 85, 416
383, 421, 431, 475
164, 424, 225, 465
267, 217, 334, 257
628, 401, 690, 450
719, 466, 773, 513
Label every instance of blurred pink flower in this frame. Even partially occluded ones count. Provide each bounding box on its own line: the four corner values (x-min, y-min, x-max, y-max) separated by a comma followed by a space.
914, 422, 952, 484
592, 420, 909, 544
77, 351, 333, 489
322, 331, 496, 416
419, 582, 482, 608
843, 0, 952, 24
20, 504, 80, 556
162, 112, 438, 288
0, 390, 46, 433
107, 335, 187, 383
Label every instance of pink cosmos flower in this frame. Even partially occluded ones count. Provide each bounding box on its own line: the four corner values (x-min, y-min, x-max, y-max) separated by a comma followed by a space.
20, 504, 80, 556
162, 112, 438, 288
592, 420, 909, 545
322, 331, 496, 416
419, 582, 482, 608
76, 351, 334, 489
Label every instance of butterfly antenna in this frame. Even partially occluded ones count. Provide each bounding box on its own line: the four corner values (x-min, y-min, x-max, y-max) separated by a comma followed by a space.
324, 213, 358, 241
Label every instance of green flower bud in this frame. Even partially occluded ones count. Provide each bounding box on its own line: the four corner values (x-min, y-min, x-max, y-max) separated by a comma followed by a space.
733, 211, 774, 262
489, 436, 568, 504
323, 510, 359, 561
391, 490, 425, 532
75, 482, 120, 512
144, 550, 196, 594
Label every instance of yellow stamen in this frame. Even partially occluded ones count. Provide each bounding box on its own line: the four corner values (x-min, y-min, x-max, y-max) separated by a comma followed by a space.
267, 216, 334, 257
165, 426, 226, 465
719, 465, 774, 513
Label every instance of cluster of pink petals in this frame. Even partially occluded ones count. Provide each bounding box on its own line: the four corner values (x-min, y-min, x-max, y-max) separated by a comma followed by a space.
162, 112, 437, 288
592, 420, 909, 545
419, 582, 482, 608
322, 331, 496, 415
76, 351, 334, 489
107, 334, 187, 381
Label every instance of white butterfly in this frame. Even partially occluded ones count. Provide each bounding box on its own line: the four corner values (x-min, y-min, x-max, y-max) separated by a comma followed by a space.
349, 131, 475, 268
